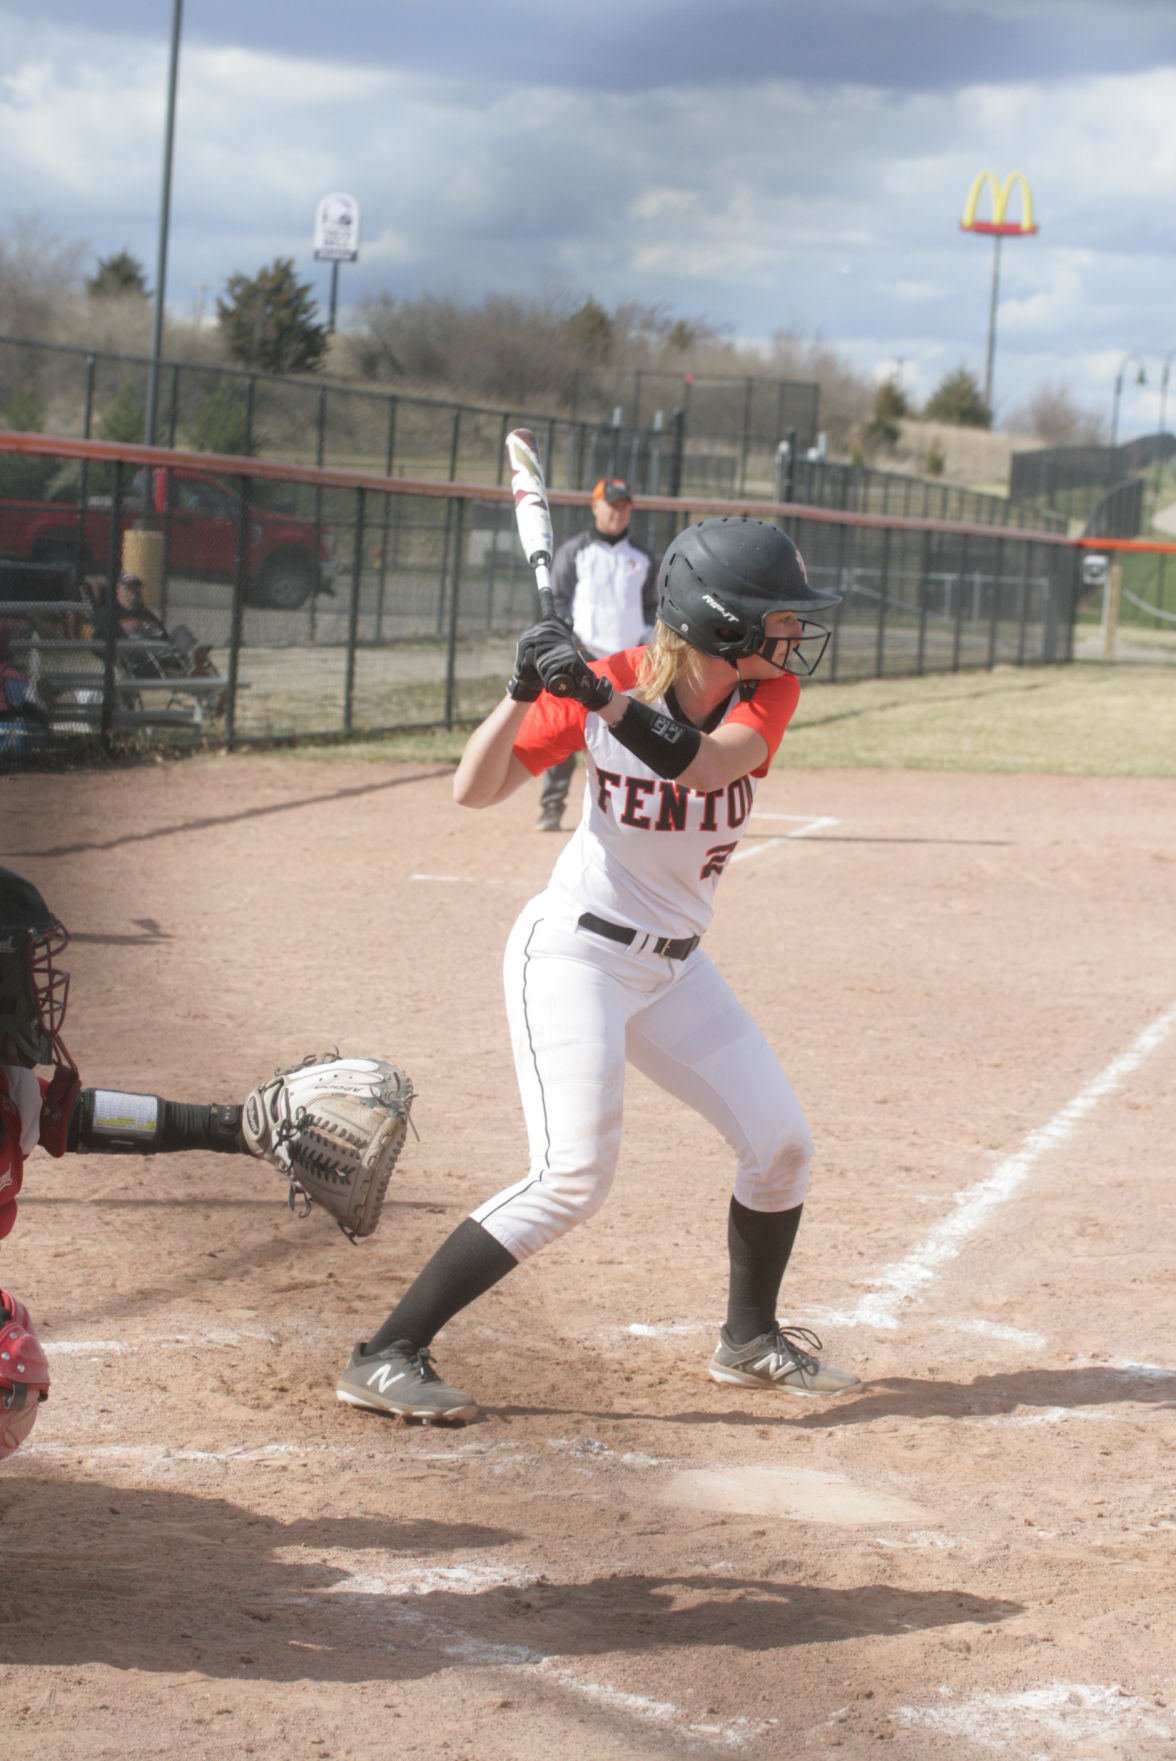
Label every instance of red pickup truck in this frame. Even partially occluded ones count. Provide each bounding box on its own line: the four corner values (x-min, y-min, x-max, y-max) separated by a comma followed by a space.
0, 464, 336, 610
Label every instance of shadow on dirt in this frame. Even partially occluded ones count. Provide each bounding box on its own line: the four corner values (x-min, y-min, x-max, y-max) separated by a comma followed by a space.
492, 1361, 1174, 1431
0, 1474, 1022, 1683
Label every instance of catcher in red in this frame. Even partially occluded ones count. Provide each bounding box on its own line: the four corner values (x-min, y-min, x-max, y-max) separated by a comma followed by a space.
0, 865, 414, 1462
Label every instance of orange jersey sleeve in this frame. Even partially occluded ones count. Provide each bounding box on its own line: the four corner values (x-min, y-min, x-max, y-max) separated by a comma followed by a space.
728, 671, 800, 776
511, 650, 643, 777
510, 651, 798, 779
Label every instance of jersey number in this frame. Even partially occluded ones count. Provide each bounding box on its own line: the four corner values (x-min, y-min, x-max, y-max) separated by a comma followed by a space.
700, 842, 738, 880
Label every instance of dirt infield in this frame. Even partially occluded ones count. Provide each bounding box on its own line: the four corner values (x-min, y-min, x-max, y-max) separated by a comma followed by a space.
2, 752, 1174, 1760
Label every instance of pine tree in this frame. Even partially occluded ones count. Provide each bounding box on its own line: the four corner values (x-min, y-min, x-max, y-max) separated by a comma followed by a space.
923, 367, 991, 429
87, 250, 150, 299
216, 259, 329, 375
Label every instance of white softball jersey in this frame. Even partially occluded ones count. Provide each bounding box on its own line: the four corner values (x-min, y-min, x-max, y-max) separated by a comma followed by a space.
512, 648, 800, 940
468, 649, 814, 1263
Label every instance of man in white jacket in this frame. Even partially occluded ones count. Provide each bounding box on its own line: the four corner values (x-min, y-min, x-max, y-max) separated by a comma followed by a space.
535, 477, 658, 831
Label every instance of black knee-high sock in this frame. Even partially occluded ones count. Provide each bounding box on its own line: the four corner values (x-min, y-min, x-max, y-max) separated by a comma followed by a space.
724, 1197, 804, 1343
363, 1217, 519, 1356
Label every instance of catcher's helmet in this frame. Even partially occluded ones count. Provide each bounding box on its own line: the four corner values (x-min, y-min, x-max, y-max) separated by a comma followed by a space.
0, 867, 71, 1068
656, 516, 840, 676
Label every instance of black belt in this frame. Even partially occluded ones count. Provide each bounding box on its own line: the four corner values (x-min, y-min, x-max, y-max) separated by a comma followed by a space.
578, 911, 700, 961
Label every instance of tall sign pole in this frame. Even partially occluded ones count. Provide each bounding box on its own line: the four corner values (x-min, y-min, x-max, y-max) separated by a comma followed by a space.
145, 0, 183, 445
959, 169, 1038, 418
314, 194, 361, 333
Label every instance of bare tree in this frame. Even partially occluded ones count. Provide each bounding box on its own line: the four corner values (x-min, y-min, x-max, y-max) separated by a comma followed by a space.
1005, 379, 1105, 445
0, 215, 87, 340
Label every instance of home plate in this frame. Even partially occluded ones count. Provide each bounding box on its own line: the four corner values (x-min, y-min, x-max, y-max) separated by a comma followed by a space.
659, 1466, 929, 1525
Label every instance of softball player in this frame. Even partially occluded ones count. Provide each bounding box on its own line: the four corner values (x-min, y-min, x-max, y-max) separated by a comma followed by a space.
338, 517, 861, 1423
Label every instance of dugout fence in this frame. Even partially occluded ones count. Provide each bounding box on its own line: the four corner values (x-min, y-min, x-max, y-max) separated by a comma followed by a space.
0, 431, 1084, 765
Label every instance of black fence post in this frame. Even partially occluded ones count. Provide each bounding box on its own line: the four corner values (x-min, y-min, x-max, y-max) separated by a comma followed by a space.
443, 496, 466, 729
343, 487, 364, 735
222, 473, 250, 751
951, 533, 969, 670
874, 525, 891, 677
448, 407, 462, 481
99, 460, 125, 751
987, 536, 1004, 668
826, 519, 849, 682
668, 408, 686, 498
916, 528, 931, 676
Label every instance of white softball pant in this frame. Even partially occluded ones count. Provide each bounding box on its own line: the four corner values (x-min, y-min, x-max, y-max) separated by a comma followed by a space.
471, 892, 814, 1261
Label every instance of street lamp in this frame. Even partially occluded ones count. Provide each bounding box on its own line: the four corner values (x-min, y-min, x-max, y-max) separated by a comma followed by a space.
1109, 352, 1148, 453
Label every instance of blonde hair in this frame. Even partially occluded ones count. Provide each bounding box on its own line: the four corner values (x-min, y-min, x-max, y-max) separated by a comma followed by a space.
635, 623, 709, 705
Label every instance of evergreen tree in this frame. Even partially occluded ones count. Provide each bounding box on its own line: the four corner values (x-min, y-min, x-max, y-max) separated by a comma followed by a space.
864, 375, 908, 448
216, 259, 328, 375
87, 250, 150, 299
923, 366, 991, 429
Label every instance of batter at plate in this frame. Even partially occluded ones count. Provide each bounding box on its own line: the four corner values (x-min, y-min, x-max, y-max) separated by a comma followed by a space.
338, 515, 862, 1424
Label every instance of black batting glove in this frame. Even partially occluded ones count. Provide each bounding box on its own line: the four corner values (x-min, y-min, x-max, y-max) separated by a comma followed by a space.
535, 642, 615, 710
506, 660, 542, 702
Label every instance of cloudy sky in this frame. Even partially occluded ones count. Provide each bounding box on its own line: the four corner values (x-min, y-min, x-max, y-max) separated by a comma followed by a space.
4, 1, 1176, 435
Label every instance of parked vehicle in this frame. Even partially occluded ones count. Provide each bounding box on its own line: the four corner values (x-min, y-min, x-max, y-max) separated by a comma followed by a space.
0, 465, 336, 610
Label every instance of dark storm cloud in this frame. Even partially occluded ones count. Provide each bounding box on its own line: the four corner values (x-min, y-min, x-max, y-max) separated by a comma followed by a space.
32, 0, 1176, 93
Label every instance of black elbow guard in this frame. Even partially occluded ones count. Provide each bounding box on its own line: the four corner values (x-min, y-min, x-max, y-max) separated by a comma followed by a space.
609, 698, 701, 779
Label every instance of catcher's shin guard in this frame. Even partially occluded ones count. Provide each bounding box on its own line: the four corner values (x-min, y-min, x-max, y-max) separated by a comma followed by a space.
0, 1291, 50, 1462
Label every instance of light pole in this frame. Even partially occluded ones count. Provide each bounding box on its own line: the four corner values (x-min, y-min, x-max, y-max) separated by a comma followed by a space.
144, 0, 183, 448
1154, 350, 1176, 499
1110, 352, 1148, 453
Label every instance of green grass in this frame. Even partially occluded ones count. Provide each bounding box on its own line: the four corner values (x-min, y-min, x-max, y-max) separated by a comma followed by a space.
269, 662, 1176, 779
783, 663, 1176, 776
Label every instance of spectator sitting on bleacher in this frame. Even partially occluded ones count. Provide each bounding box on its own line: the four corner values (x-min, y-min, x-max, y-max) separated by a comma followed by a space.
88, 573, 213, 683
0, 621, 50, 764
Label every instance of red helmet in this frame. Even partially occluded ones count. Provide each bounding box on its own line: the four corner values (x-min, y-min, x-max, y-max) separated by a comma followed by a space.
0, 1292, 50, 1462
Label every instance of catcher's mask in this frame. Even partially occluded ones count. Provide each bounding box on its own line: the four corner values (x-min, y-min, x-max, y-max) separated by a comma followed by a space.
656, 516, 840, 677
0, 867, 73, 1070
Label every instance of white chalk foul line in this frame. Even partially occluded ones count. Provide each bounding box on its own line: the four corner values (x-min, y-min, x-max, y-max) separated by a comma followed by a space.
734, 813, 839, 863
840, 1000, 1176, 1331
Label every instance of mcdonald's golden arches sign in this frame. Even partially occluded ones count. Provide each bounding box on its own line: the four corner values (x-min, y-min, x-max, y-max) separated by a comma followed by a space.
959, 169, 1038, 236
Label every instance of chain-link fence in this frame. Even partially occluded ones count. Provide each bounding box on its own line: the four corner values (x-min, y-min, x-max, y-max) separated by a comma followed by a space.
0, 434, 1079, 769
0, 334, 822, 501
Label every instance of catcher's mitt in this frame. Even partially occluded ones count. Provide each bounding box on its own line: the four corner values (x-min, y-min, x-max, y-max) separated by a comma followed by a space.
241, 1052, 414, 1242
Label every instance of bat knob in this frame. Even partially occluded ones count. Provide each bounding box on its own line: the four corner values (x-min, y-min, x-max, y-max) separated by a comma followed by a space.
549, 676, 573, 697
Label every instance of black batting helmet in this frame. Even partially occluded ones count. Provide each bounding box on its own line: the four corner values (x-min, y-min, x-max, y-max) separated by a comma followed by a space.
0, 867, 71, 1068
656, 516, 840, 676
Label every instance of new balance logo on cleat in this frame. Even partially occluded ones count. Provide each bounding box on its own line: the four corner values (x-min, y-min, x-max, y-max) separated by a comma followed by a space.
336, 1340, 479, 1423
708, 1324, 861, 1397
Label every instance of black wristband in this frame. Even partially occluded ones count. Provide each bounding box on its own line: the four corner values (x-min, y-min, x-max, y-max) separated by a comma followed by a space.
609, 698, 701, 780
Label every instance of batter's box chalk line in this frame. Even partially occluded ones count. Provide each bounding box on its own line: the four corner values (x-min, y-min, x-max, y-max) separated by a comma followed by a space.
827, 999, 1176, 1333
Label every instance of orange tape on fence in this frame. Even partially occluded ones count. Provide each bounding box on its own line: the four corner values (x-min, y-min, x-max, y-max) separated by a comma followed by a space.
0, 427, 1090, 546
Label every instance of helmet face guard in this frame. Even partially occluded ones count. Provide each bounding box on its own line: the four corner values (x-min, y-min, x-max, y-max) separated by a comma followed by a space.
656, 517, 840, 679
752, 619, 832, 678
0, 868, 73, 1070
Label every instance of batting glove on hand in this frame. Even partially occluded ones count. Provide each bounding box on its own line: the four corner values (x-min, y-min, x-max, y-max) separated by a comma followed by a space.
535, 641, 615, 710
506, 657, 542, 702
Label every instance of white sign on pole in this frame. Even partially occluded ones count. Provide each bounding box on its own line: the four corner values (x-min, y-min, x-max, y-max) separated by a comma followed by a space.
314, 193, 361, 262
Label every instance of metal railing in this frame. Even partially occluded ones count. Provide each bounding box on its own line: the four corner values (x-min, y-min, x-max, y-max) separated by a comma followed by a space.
0, 432, 1082, 767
